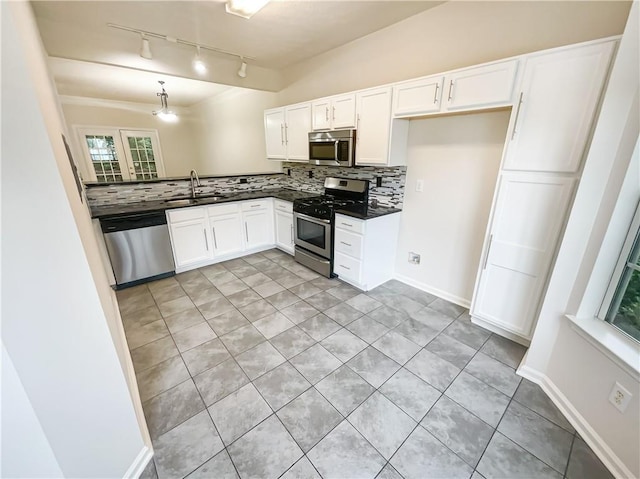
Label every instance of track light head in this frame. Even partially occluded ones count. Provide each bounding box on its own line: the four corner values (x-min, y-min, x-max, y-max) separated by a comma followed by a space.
193, 45, 207, 75
237, 59, 247, 78
139, 34, 152, 59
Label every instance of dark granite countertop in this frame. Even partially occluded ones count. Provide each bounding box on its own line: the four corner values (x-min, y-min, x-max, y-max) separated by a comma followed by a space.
336, 204, 402, 220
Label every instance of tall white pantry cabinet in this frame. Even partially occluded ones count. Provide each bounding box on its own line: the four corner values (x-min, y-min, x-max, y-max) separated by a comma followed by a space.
470, 40, 616, 344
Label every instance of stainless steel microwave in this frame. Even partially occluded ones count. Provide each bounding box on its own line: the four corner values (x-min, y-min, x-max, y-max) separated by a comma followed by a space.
308, 129, 356, 167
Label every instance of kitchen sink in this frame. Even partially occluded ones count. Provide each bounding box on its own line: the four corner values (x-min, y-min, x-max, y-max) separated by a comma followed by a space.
164, 195, 227, 206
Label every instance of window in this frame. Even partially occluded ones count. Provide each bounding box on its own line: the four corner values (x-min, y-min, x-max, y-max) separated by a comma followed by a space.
76, 128, 166, 182
601, 201, 640, 342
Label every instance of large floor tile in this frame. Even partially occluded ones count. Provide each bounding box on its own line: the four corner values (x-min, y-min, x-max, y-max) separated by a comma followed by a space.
476, 432, 562, 479
121, 304, 163, 332
181, 338, 230, 376
372, 330, 421, 365
277, 388, 343, 452
193, 358, 249, 406
368, 290, 423, 316
253, 362, 311, 410
307, 421, 386, 479
253, 280, 286, 298
421, 396, 494, 467
346, 346, 400, 388
315, 365, 375, 416
323, 302, 364, 326
219, 324, 266, 356
379, 368, 441, 421
321, 328, 367, 362
513, 379, 574, 433
226, 288, 262, 309
136, 356, 190, 402
269, 326, 317, 359
290, 343, 342, 384
366, 305, 408, 328
172, 322, 217, 353
235, 341, 286, 380
348, 391, 416, 460
276, 273, 307, 289
566, 437, 614, 479
288, 282, 323, 300
445, 372, 509, 427
390, 426, 472, 479
186, 450, 238, 479
197, 297, 236, 320
218, 278, 250, 297
326, 283, 360, 301
424, 334, 477, 369
480, 334, 527, 368
130, 336, 179, 373
497, 400, 573, 473
443, 315, 492, 350
394, 318, 439, 346
238, 298, 277, 322
464, 352, 521, 397
266, 290, 302, 309
305, 291, 343, 311
142, 379, 205, 439
126, 319, 170, 350
280, 301, 321, 324
281, 456, 321, 479
346, 315, 390, 343
163, 306, 206, 334
241, 271, 272, 288
153, 410, 224, 479
187, 286, 224, 308
252, 311, 295, 339
208, 383, 272, 445
158, 296, 196, 318
428, 298, 467, 318
346, 293, 382, 314
228, 415, 303, 479
298, 314, 341, 341
405, 349, 461, 392
206, 309, 250, 336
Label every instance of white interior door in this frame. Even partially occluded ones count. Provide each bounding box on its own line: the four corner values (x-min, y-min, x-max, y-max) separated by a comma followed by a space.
472, 172, 575, 338
119, 130, 166, 180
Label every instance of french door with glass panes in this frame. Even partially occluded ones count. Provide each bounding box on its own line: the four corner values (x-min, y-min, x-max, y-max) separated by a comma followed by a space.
76, 128, 166, 182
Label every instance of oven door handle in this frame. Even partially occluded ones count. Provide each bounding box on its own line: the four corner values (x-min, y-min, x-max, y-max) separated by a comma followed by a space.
294, 212, 331, 225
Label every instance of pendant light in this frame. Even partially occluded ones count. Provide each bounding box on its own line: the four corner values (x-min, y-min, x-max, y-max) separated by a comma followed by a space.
152, 81, 178, 122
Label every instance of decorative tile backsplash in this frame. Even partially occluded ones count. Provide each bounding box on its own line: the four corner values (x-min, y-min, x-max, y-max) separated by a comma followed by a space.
85, 164, 406, 208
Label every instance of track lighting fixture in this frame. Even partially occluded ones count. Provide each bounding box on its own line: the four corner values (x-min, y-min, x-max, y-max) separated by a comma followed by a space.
139, 34, 152, 59
193, 46, 207, 75
225, 0, 270, 19
237, 59, 247, 78
152, 81, 178, 122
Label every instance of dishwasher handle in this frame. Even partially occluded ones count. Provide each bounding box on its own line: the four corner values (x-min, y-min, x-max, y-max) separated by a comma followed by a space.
100, 212, 168, 233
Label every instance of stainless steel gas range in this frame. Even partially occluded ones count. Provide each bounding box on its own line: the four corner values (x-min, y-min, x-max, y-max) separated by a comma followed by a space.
293, 177, 369, 277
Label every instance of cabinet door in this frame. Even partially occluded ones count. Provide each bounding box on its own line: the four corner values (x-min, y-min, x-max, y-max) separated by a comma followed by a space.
311, 99, 331, 131
285, 103, 311, 161
211, 214, 243, 257
471, 173, 574, 339
392, 76, 444, 117
244, 210, 272, 250
444, 60, 518, 112
331, 94, 357, 129
355, 87, 392, 165
504, 42, 614, 173
169, 218, 211, 268
275, 210, 294, 254
264, 108, 286, 159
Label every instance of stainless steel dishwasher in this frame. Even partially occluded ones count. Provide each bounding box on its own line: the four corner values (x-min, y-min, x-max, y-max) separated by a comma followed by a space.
100, 212, 175, 288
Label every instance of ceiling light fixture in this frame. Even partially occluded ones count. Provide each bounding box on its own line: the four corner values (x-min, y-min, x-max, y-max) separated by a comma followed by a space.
193, 45, 207, 75
225, 0, 270, 19
237, 58, 247, 78
152, 81, 178, 122
139, 34, 152, 59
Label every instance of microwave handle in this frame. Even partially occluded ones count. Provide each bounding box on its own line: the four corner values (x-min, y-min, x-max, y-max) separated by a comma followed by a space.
334, 140, 339, 162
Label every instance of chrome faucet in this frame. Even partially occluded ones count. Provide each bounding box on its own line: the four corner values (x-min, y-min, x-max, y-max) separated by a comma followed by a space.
190, 169, 201, 198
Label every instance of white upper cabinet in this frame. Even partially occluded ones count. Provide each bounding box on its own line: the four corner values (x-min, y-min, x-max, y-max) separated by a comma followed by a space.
443, 60, 518, 112
355, 87, 392, 166
264, 103, 311, 162
311, 94, 356, 130
392, 75, 444, 117
503, 41, 615, 173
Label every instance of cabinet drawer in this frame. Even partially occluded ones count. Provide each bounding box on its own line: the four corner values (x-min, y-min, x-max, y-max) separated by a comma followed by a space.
334, 252, 362, 283
335, 214, 364, 234
335, 229, 363, 259
242, 199, 270, 211
167, 206, 205, 223
274, 199, 293, 213
207, 203, 240, 217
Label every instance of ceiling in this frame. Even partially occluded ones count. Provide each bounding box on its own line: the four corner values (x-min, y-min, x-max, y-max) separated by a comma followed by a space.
32, 1, 443, 104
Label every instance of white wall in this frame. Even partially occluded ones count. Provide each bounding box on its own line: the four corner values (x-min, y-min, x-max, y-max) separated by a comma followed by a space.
394, 111, 509, 305
279, 1, 630, 104
1, 2, 148, 476
520, 4, 640, 477
62, 99, 199, 179
190, 87, 281, 175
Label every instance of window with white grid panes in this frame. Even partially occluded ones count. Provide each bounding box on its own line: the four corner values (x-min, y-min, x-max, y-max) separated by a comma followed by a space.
124, 134, 160, 180
85, 134, 123, 182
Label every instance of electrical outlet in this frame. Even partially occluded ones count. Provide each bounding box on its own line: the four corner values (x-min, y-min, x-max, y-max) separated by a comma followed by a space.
608, 382, 632, 413
408, 252, 421, 265
376, 176, 383, 187
308, 170, 313, 179
416, 179, 424, 192
239, 178, 248, 184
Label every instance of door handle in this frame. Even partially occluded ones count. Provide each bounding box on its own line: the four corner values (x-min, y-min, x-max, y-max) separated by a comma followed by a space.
203, 229, 209, 251
212, 227, 218, 249
511, 92, 524, 140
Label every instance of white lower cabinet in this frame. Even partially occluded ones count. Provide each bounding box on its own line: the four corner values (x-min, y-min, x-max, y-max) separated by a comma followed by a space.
470, 173, 575, 342
333, 213, 401, 291
208, 204, 243, 257
274, 200, 294, 254
242, 200, 274, 250
167, 208, 212, 269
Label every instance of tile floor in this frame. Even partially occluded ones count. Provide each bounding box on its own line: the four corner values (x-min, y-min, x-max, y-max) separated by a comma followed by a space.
117, 249, 613, 479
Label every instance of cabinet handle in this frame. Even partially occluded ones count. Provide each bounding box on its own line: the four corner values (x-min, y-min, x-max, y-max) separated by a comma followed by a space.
340, 241, 352, 246
356, 115, 360, 142
250, 204, 261, 208
447, 80, 454, 102
482, 234, 493, 270
340, 264, 350, 270
341, 222, 353, 227
245, 222, 249, 242
285, 124, 289, 144
511, 92, 524, 141
203, 229, 209, 251
433, 83, 439, 104
280, 124, 285, 145
290, 224, 294, 243
332, 106, 336, 121
212, 227, 218, 249
325, 107, 329, 122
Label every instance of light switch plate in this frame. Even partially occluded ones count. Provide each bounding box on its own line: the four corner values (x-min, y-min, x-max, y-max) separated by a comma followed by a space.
416, 179, 424, 192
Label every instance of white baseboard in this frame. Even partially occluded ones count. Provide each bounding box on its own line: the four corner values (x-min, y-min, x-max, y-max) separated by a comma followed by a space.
517, 366, 635, 479
124, 446, 153, 479
393, 273, 471, 308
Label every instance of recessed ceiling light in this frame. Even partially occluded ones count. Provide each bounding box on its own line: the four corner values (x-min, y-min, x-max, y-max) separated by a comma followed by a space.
225, 0, 270, 19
